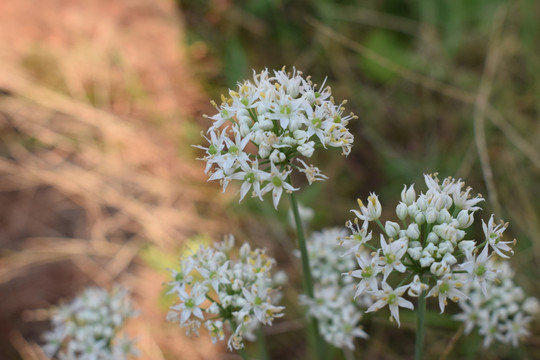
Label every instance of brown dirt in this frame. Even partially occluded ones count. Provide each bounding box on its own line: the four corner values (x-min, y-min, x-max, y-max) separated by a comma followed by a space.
0, 0, 231, 359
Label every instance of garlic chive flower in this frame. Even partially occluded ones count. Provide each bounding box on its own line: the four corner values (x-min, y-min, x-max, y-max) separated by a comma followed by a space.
42, 286, 139, 359
342, 173, 517, 327
166, 235, 284, 351
299, 228, 370, 350
454, 260, 539, 347
195, 67, 356, 208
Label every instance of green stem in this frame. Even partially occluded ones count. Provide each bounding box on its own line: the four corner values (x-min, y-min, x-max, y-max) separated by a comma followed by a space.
375, 219, 387, 236
239, 347, 248, 360
256, 327, 269, 360
288, 189, 314, 298
288, 188, 325, 360
415, 290, 427, 360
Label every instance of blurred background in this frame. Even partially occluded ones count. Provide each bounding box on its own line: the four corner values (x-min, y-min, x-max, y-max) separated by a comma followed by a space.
1, 0, 539, 359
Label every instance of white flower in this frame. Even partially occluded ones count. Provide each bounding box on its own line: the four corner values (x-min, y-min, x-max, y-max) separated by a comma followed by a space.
171, 285, 206, 325
500, 312, 532, 347
301, 227, 370, 350
349, 253, 381, 297
297, 158, 328, 185
482, 215, 513, 258
229, 159, 270, 201
401, 184, 416, 205
260, 163, 298, 209
378, 236, 407, 282
352, 193, 382, 222
426, 274, 467, 313
42, 286, 138, 359
366, 282, 413, 327
342, 172, 521, 335
197, 67, 356, 207
167, 235, 284, 352
451, 181, 484, 211
385, 221, 401, 238
341, 220, 372, 256
407, 275, 428, 297
459, 246, 498, 295
455, 259, 537, 347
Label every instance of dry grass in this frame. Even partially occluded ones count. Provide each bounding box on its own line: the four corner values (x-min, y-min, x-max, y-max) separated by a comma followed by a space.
0, 0, 234, 358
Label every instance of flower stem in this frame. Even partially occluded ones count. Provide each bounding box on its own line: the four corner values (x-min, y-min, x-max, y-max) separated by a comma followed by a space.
289, 191, 315, 299
288, 189, 325, 360
239, 347, 248, 360
256, 327, 269, 360
415, 289, 427, 360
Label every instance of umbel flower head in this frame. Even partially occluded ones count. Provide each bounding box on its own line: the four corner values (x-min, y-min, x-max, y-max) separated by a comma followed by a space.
341, 173, 517, 327
166, 235, 285, 351
195, 67, 356, 208
454, 260, 539, 347
42, 286, 139, 360
299, 228, 370, 350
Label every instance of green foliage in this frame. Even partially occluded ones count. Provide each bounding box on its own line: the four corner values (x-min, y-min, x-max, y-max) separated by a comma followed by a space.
179, 0, 540, 357
359, 30, 413, 83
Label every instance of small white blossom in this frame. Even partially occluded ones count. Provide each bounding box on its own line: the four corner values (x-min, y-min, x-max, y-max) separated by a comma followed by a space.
482, 215, 513, 258
455, 260, 538, 347
167, 235, 284, 351
352, 193, 382, 223
426, 274, 467, 313
300, 228, 370, 350
42, 286, 138, 359
197, 67, 356, 207
366, 283, 413, 327
343, 173, 517, 330
260, 162, 298, 209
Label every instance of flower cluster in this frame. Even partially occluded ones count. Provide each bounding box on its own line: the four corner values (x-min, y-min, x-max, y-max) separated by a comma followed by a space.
42, 286, 139, 360
454, 260, 538, 347
196, 67, 356, 208
166, 235, 285, 350
299, 228, 370, 349
341, 173, 516, 326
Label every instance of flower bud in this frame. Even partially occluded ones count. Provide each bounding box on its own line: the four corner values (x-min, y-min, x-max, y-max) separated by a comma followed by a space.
401, 185, 416, 205
424, 243, 438, 255
385, 221, 401, 238
427, 232, 439, 244
273, 270, 288, 286
259, 143, 271, 158
455, 229, 466, 242
366, 193, 382, 221
396, 202, 408, 220
456, 209, 474, 228
292, 129, 307, 142
406, 223, 420, 240
269, 149, 286, 163
240, 243, 251, 259
298, 142, 315, 157
414, 212, 426, 225
419, 255, 434, 268
437, 208, 452, 224
443, 194, 453, 209
408, 275, 428, 297
433, 194, 446, 211
416, 196, 427, 211
237, 108, 251, 125
458, 240, 475, 255
425, 207, 438, 224
442, 252, 457, 266
524, 297, 540, 314
408, 204, 420, 218
407, 247, 422, 261
259, 119, 274, 130
438, 241, 454, 255
430, 261, 449, 276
